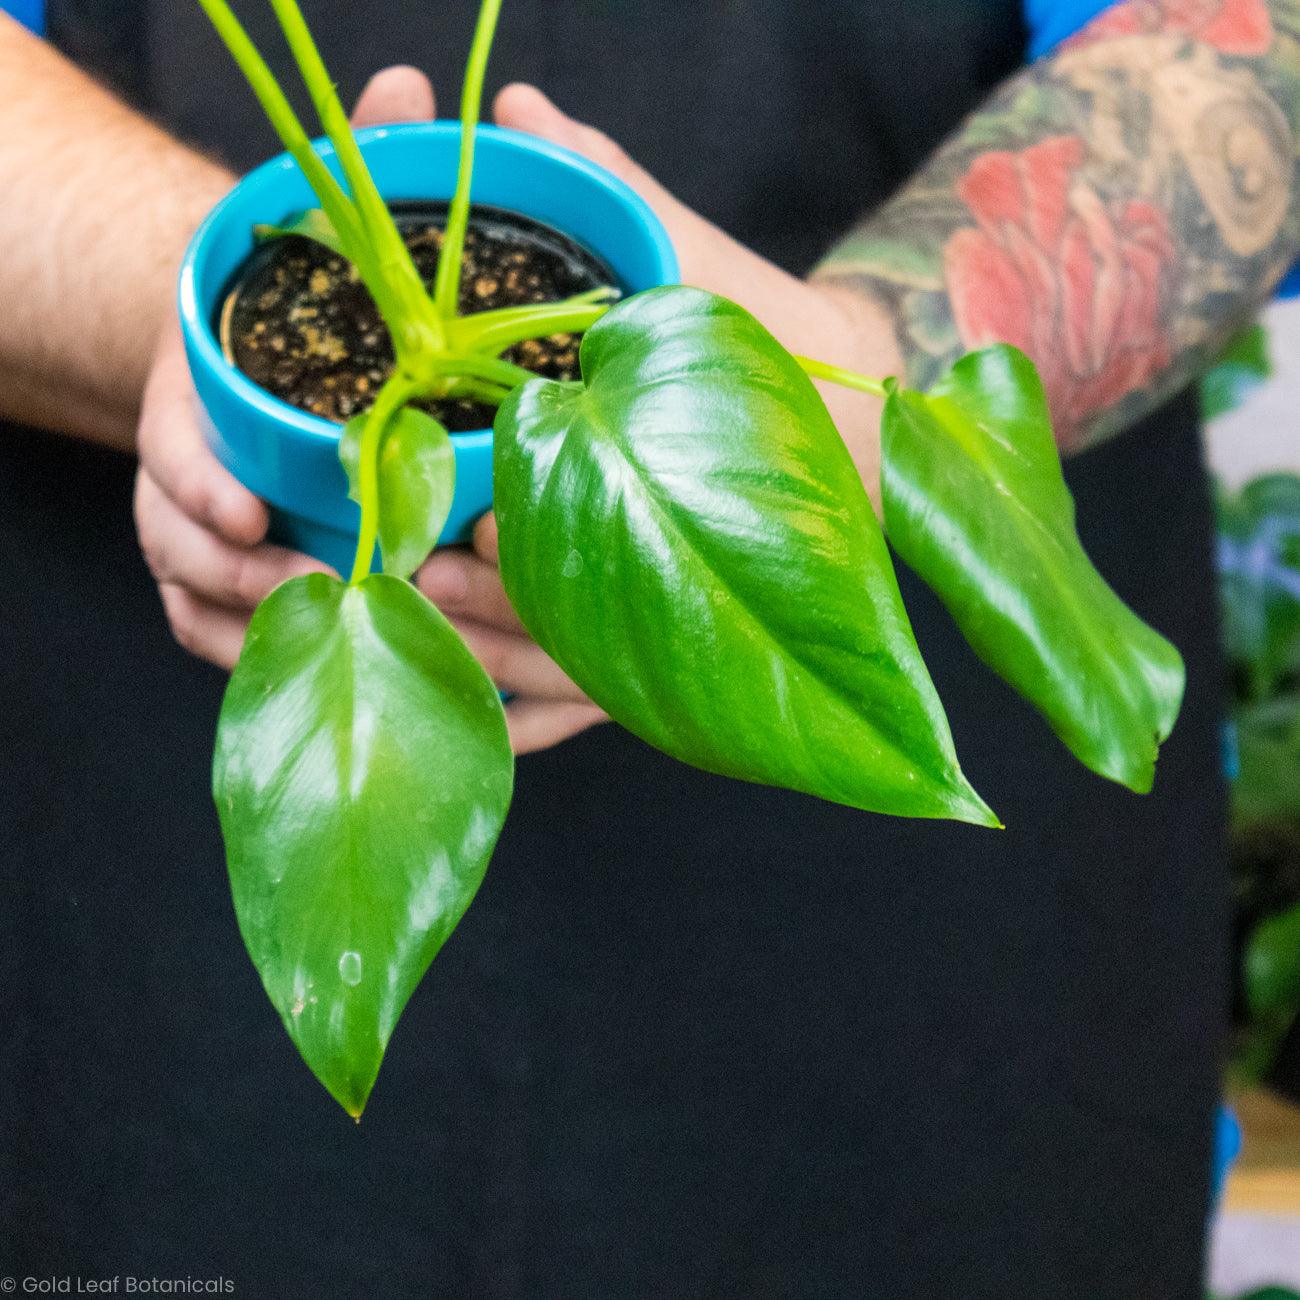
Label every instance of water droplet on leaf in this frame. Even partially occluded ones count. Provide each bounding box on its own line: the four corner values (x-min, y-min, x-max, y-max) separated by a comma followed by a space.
562, 550, 584, 578
338, 951, 363, 986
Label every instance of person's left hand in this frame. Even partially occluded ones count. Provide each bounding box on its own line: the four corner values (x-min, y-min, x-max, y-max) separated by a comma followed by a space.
418, 511, 608, 754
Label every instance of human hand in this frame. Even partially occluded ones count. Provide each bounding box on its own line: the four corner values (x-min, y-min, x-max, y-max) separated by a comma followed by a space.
134, 67, 436, 672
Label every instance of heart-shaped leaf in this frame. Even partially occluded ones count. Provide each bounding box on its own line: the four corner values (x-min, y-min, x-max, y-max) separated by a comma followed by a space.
881, 345, 1184, 793
255, 207, 346, 259
493, 286, 995, 825
213, 572, 512, 1116
340, 406, 454, 579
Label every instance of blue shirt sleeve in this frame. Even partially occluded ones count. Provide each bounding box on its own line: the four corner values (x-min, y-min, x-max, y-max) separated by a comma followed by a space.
1023, 0, 1115, 56
1, 0, 44, 34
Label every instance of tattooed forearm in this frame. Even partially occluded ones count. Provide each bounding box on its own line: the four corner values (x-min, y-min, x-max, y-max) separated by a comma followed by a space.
814, 0, 1300, 450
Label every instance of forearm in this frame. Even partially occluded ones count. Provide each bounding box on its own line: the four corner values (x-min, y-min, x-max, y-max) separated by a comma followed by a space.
0, 14, 231, 449
814, 0, 1300, 451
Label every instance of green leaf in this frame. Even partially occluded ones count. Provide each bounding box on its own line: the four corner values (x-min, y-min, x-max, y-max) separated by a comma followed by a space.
493, 286, 996, 826
881, 345, 1184, 793
1244, 899, 1300, 1052
340, 407, 454, 579
213, 572, 512, 1116
1233, 705, 1300, 825
255, 207, 347, 259
1201, 322, 1272, 423
1217, 472, 1300, 704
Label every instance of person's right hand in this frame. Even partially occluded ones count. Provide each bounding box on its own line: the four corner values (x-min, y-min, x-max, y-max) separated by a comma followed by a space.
133, 66, 437, 671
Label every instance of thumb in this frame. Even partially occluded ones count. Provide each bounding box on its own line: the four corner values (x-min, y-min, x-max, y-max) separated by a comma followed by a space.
352, 65, 436, 127
492, 83, 701, 248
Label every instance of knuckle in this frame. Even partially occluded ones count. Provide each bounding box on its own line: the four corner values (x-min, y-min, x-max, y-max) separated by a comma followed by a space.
135, 503, 169, 583
478, 637, 509, 683
142, 538, 168, 584
221, 549, 264, 608
174, 461, 218, 528
160, 585, 200, 655
582, 125, 624, 166
466, 630, 510, 684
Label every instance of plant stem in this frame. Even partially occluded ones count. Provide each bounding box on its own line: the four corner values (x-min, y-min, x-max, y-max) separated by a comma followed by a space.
426, 353, 535, 390
266, 0, 445, 354
193, 0, 366, 255
794, 355, 889, 399
443, 378, 513, 406
448, 293, 616, 356
432, 0, 504, 318
349, 374, 420, 584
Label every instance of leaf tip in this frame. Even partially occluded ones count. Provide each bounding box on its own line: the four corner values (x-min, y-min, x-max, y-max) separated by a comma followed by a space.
948, 778, 1002, 830
327, 1073, 376, 1122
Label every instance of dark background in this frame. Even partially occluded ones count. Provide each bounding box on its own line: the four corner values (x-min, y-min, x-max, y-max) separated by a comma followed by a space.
1, 3, 1226, 1297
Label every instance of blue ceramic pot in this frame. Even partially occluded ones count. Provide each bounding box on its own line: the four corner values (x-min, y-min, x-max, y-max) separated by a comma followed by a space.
179, 122, 679, 574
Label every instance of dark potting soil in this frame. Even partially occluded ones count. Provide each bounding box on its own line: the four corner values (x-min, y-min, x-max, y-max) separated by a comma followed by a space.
221, 202, 616, 432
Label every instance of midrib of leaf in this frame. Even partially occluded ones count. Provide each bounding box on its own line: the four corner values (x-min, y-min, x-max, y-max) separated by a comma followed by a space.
577, 387, 964, 790
895, 395, 1148, 714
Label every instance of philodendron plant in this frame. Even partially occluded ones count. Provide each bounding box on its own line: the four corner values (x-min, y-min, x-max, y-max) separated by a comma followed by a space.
198, 0, 1185, 1117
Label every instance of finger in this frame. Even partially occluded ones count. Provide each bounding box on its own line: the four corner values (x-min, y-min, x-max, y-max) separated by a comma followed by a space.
417, 547, 523, 632
505, 698, 608, 756
351, 65, 436, 126
472, 511, 500, 565
449, 617, 591, 702
157, 582, 253, 671
136, 469, 332, 611
138, 322, 269, 547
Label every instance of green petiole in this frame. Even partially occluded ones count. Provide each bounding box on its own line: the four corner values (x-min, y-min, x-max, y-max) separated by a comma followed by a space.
424, 352, 535, 390
448, 290, 618, 356
198, 0, 433, 352
192, 0, 366, 256
432, 0, 504, 319
265, 0, 446, 355
348, 373, 421, 584
794, 355, 890, 399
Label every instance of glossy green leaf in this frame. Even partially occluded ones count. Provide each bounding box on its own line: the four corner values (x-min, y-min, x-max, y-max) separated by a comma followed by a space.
340, 406, 454, 579
213, 572, 512, 1116
494, 286, 995, 826
881, 345, 1184, 793
255, 207, 346, 259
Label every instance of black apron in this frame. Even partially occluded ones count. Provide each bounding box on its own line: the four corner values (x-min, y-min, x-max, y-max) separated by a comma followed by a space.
1, 3, 1228, 1296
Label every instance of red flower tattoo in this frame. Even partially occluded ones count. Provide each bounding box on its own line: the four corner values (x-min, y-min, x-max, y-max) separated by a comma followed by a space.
1065, 0, 1273, 55
945, 137, 1176, 445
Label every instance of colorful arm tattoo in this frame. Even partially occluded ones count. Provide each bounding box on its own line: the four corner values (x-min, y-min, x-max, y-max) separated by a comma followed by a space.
815, 0, 1300, 450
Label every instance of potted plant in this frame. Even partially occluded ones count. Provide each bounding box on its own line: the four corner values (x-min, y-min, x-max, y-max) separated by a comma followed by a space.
179, 0, 1186, 1118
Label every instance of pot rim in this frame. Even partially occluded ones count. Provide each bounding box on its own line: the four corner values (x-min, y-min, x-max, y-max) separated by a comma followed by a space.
178, 120, 679, 450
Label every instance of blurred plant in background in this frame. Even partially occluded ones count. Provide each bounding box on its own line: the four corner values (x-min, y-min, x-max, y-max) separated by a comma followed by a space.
1217, 428, 1300, 1086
